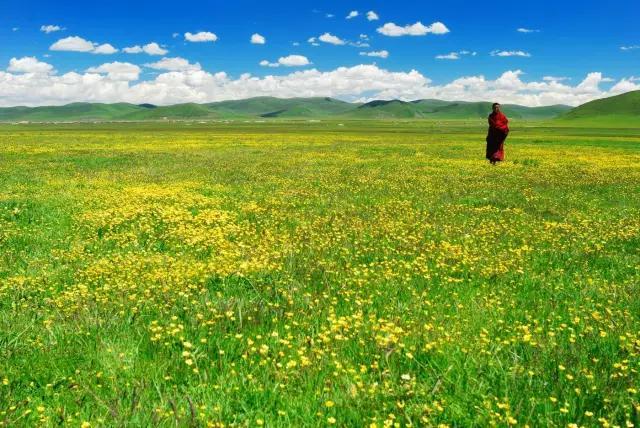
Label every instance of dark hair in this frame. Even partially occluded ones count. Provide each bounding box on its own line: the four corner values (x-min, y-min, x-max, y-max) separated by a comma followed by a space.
492, 103, 500, 108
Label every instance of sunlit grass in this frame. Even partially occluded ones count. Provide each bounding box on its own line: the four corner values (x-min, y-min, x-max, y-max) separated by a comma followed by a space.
1, 121, 639, 427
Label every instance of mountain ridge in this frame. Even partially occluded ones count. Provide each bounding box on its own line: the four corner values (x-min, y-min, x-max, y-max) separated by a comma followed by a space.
3, 93, 636, 122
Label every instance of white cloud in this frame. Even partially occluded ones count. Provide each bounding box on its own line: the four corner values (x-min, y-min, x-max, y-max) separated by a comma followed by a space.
123, 42, 168, 55
12, 27, 19, 32
145, 57, 202, 72
93, 43, 118, 55
261, 55, 311, 67
436, 52, 460, 60
307, 37, 320, 47
7, 57, 54, 74
318, 33, 346, 45
610, 78, 640, 94
620, 45, 640, 51
436, 50, 476, 60
517, 28, 540, 33
367, 11, 379, 21
185, 31, 218, 42
122, 46, 143, 54
259, 60, 279, 68
86, 62, 141, 81
346, 11, 359, 19
360, 50, 389, 59
543, 76, 570, 82
40, 25, 63, 34
491, 50, 531, 57
251, 33, 266, 45
377, 21, 450, 37
1, 58, 637, 108
172, 32, 180, 38
50, 36, 118, 54
50, 36, 96, 52
326, 13, 335, 18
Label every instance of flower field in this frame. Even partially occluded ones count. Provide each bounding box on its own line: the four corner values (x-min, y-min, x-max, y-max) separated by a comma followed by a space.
1, 121, 639, 427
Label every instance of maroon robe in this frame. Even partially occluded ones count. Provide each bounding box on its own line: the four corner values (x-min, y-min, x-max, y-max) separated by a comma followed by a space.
486, 111, 509, 162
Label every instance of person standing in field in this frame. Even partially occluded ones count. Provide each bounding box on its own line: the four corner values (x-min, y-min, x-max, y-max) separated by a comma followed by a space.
486, 103, 509, 165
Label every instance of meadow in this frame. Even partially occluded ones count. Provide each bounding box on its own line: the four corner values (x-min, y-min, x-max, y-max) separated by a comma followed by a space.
0, 120, 639, 427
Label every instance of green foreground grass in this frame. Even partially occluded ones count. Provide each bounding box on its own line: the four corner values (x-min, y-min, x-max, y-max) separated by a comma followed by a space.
0, 121, 639, 427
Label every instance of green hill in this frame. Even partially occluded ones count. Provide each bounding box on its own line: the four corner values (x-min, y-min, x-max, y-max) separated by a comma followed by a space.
124, 103, 217, 120
344, 100, 570, 120
556, 90, 640, 126
207, 97, 357, 118
0, 102, 142, 122
0, 96, 579, 122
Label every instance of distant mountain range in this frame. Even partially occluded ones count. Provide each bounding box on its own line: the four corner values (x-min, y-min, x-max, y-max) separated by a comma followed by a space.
1, 91, 638, 123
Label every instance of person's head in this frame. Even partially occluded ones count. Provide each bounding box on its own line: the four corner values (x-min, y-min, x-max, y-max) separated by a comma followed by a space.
492, 103, 501, 113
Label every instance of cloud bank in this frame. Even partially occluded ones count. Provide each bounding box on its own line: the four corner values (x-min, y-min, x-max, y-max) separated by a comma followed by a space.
1, 57, 637, 108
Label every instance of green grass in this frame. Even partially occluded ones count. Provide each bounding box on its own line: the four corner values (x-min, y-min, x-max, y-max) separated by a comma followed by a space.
0, 121, 639, 427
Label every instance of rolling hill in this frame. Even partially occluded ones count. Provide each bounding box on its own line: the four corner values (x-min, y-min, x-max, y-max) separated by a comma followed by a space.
344, 100, 571, 120
556, 90, 640, 126
0, 96, 579, 122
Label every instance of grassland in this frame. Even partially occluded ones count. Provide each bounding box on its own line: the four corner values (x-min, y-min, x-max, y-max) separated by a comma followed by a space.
0, 120, 639, 427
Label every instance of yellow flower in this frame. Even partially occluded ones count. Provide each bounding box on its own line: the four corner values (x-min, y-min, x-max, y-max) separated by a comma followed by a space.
328, 417, 337, 424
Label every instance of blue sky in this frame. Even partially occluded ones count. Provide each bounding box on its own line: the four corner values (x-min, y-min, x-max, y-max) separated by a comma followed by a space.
1, 0, 639, 106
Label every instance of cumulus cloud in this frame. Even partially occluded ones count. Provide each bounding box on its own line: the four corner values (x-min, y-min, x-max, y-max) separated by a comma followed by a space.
436, 50, 476, 60
50, 36, 96, 52
491, 50, 531, 57
93, 43, 118, 54
360, 50, 389, 59
517, 28, 540, 33
278, 55, 310, 66
251, 33, 266, 44
145, 57, 202, 72
86, 62, 141, 81
50, 36, 118, 54
367, 11, 379, 21
2, 57, 638, 108
260, 55, 311, 67
185, 31, 218, 42
123, 42, 168, 55
40, 25, 63, 34
377, 21, 449, 37
543, 76, 570, 82
318, 33, 346, 45
7, 57, 54, 74
346, 11, 359, 19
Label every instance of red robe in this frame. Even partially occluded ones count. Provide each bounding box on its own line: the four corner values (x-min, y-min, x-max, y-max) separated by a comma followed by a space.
486, 112, 509, 162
